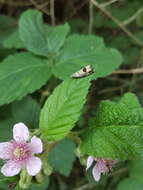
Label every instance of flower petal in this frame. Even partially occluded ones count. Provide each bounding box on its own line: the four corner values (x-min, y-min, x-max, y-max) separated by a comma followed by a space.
1, 161, 21, 176
92, 165, 101, 182
13, 123, 29, 142
86, 156, 94, 170
26, 156, 42, 176
0, 142, 11, 159
97, 159, 108, 173
29, 136, 43, 154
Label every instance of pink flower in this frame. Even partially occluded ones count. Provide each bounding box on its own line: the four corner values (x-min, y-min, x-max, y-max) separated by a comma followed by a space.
86, 156, 116, 181
0, 123, 43, 177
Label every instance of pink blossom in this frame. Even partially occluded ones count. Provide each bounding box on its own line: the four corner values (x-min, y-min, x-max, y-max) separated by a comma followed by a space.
86, 156, 116, 181
0, 123, 43, 177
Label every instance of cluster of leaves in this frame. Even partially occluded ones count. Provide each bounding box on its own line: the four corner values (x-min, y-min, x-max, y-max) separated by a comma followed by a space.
0, 0, 143, 189
0, 9, 123, 106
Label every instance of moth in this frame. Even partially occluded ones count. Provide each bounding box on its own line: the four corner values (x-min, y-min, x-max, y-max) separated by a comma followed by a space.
71, 65, 93, 78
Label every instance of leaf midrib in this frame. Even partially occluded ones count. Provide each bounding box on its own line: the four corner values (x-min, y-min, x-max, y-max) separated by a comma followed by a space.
0, 63, 47, 81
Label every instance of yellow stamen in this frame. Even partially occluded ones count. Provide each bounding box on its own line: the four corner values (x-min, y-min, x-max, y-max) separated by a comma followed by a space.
13, 147, 23, 158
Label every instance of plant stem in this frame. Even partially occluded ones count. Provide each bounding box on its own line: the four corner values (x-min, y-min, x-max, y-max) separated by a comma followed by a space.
89, 0, 94, 34
123, 7, 143, 26
100, 0, 119, 8
50, 0, 55, 25
113, 67, 143, 74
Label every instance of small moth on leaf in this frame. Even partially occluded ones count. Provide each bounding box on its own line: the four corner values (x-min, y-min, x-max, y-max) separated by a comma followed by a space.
71, 65, 93, 78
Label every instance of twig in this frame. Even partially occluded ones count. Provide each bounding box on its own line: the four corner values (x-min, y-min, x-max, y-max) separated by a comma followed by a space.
100, 0, 119, 8
50, 0, 55, 25
123, 7, 143, 26
91, 0, 143, 48
67, 0, 89, 20
88, 0, 94, 34
30, 0, 50, 15
113, 68, 143, 74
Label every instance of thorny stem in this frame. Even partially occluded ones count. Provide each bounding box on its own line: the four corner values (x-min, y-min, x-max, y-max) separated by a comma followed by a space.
91, 0, 143, 48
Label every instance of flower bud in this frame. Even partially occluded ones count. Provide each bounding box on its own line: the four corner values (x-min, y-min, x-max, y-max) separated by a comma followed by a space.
19, 170, 32, 189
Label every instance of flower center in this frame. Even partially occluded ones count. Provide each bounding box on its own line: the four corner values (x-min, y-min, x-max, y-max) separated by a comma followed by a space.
12, 143, 31, 161
13, 147, 24, 159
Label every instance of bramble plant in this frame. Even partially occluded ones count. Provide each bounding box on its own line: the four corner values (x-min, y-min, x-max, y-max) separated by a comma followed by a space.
1, 3, 143, 190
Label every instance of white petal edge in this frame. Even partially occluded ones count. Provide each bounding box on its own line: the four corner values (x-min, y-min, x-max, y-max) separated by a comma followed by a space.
92, 165, 101, 182
1, 161, 21, 176
13, 123, 29, 142
0, 142, 11, 159
86, 156, 94, 170
26, 156, 42, 176
29, 136, 43, 154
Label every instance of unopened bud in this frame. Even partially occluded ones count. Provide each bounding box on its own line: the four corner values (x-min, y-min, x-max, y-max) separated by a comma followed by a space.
19, 170, 32, 189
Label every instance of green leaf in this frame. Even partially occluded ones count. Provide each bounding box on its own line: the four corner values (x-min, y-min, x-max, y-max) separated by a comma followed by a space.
53, 34, 104, 79
0, 15, 17, 60
0, 52, 51, 105
0, 15, 16, 45
44, 23, 70, 54
0, 118, 14, 141
19, 9, 70, 56
80, 93, 143, 160
80, 125, 143, 160
53, 34, 123, 79
128, 160, 143, 184
0, 104, 15, 141
48, 138, 76, 176
3, 28, 25, 49
91, 47, 123, 79
116, 178, 143, 190
95, 93, 143, 127
40, 77, 91, 141
11, 96, 40, 128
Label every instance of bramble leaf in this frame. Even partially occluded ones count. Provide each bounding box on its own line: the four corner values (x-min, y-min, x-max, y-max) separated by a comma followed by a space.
3, 28, 25, 49
117, 178, 143, 190
0, 52, 51, 105
40, 77, 91, 141
19, 10, 70, 56
80, 125, 143, 160
48, 138, 76, 176
95, 93, 143, 126
11, 96, 40, 127
53, 34, 123, 79
80, 93, 143, 160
